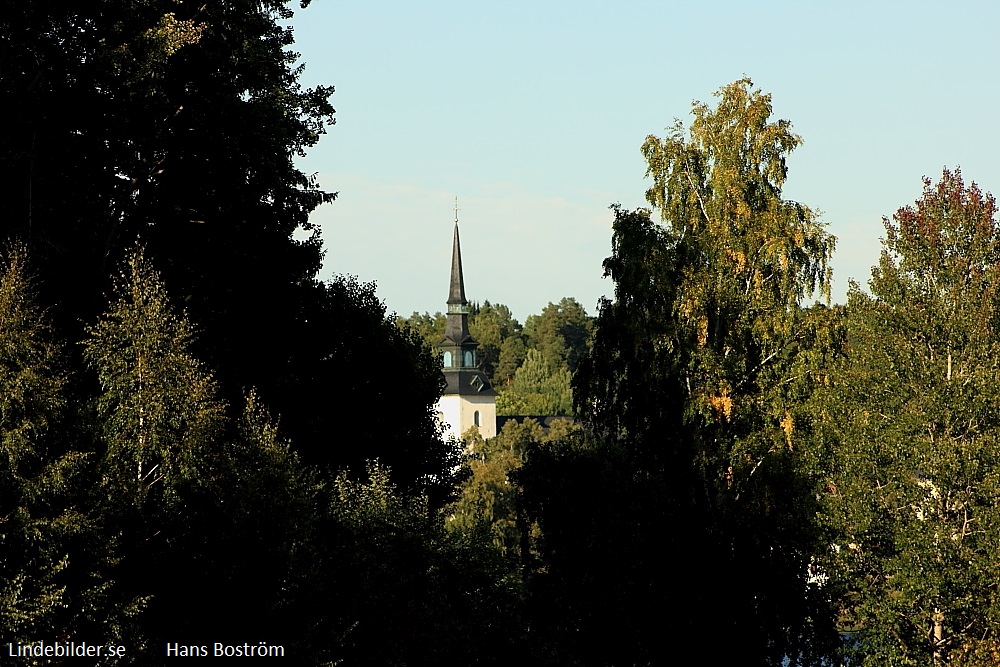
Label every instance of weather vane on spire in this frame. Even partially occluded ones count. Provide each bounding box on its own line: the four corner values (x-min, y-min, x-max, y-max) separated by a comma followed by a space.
453, 196, 460, 224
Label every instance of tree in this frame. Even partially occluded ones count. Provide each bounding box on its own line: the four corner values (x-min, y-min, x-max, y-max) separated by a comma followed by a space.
311, 462, 522, 666
495, 349, 573, 416
397, 311, 447, 352
84, 247, 224, 507
0, 246, 76, 639
494, 335, 527, 387
284, 277, 453, 500
81, 247, 335, 655
446, 424, 529, 560
544, 79, 839, 665
0, 246, 128, 650
399, 301, 526, 388
81, 246, 225, 652
447, 418, 580, 564
187, 391, 322, 650
826, 169, 1000, 665
524, 297, 593, 374
470, 301, 523, 381
1, 3, 455, 496
1, 1, 333, 351
4, 0, 454, 490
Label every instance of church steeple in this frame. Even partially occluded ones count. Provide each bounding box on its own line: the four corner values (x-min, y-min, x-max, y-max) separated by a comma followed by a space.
447, 222, 467, 308
438, 198, 487, 374
434, 197, 496, 439
447, 197, 467, 308
443, 199, 472, 347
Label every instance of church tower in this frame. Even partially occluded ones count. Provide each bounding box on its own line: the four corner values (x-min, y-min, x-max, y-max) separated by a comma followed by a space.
436, 201, 496, 440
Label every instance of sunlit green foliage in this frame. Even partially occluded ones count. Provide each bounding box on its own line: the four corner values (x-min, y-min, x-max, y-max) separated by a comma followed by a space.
1, 2, 524, 661
494, 335, 528, 387
397, 311, 447, 353
0, 247, 67, 468
446, 426, 526, 557
524, 297, 593, 374
469, 301, 522, 380
825, 169, 1000, 665
398, 299, 589, 415
0, 247, 118, 650
447, 419, 580, 563
495, 349, 573, 416
0, 246, 74, 639
9, 13, 1000, 658
84, 247, 224, 507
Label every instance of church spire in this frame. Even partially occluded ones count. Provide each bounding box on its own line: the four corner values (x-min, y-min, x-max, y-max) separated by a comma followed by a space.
434, 197, 496, 439
448, 197, 466, 307
443, 198, 472, 346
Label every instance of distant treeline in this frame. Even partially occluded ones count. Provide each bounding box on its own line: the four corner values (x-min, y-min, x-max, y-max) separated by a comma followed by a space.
398, 297, 593, 417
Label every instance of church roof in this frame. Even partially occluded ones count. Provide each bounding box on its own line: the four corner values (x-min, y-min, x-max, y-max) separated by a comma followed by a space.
442, 368, 496, 396
447, 223, 466, 306
437, 332, 476, 347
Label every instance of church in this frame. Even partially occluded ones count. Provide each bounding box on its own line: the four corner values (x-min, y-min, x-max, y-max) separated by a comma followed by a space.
435, 205, 497, 440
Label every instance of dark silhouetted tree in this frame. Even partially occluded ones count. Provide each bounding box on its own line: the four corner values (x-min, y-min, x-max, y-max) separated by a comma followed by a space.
524, 79, 840, 666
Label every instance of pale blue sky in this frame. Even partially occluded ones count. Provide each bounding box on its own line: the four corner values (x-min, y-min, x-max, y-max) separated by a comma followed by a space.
288, 1, 999, 322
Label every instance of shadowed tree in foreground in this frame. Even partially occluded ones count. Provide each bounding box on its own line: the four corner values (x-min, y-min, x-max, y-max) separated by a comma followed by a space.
0, 0, 448, 494
522, 79, 840, 666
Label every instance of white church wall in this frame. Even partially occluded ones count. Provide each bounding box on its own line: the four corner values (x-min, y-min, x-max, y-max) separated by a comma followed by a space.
460, 393, 497, 439
436, 393, 496, 441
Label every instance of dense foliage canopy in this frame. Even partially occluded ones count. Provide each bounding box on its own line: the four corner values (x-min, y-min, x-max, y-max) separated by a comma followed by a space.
823, 169, 1000, 666
4, 6, 999, 660
0, 1, 446, 490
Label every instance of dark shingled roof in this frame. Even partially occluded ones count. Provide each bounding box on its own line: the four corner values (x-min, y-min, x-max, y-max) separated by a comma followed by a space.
447, 223, 466, 306
442, 368, 496, 396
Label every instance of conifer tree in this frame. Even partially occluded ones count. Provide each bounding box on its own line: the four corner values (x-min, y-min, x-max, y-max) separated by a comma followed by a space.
496, 349, 573, 416
524, 297, 593, 374
469, 301, 523, 382
0, 245, 71, 638
495, 335, 528, 387
0, 246, 115, 646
